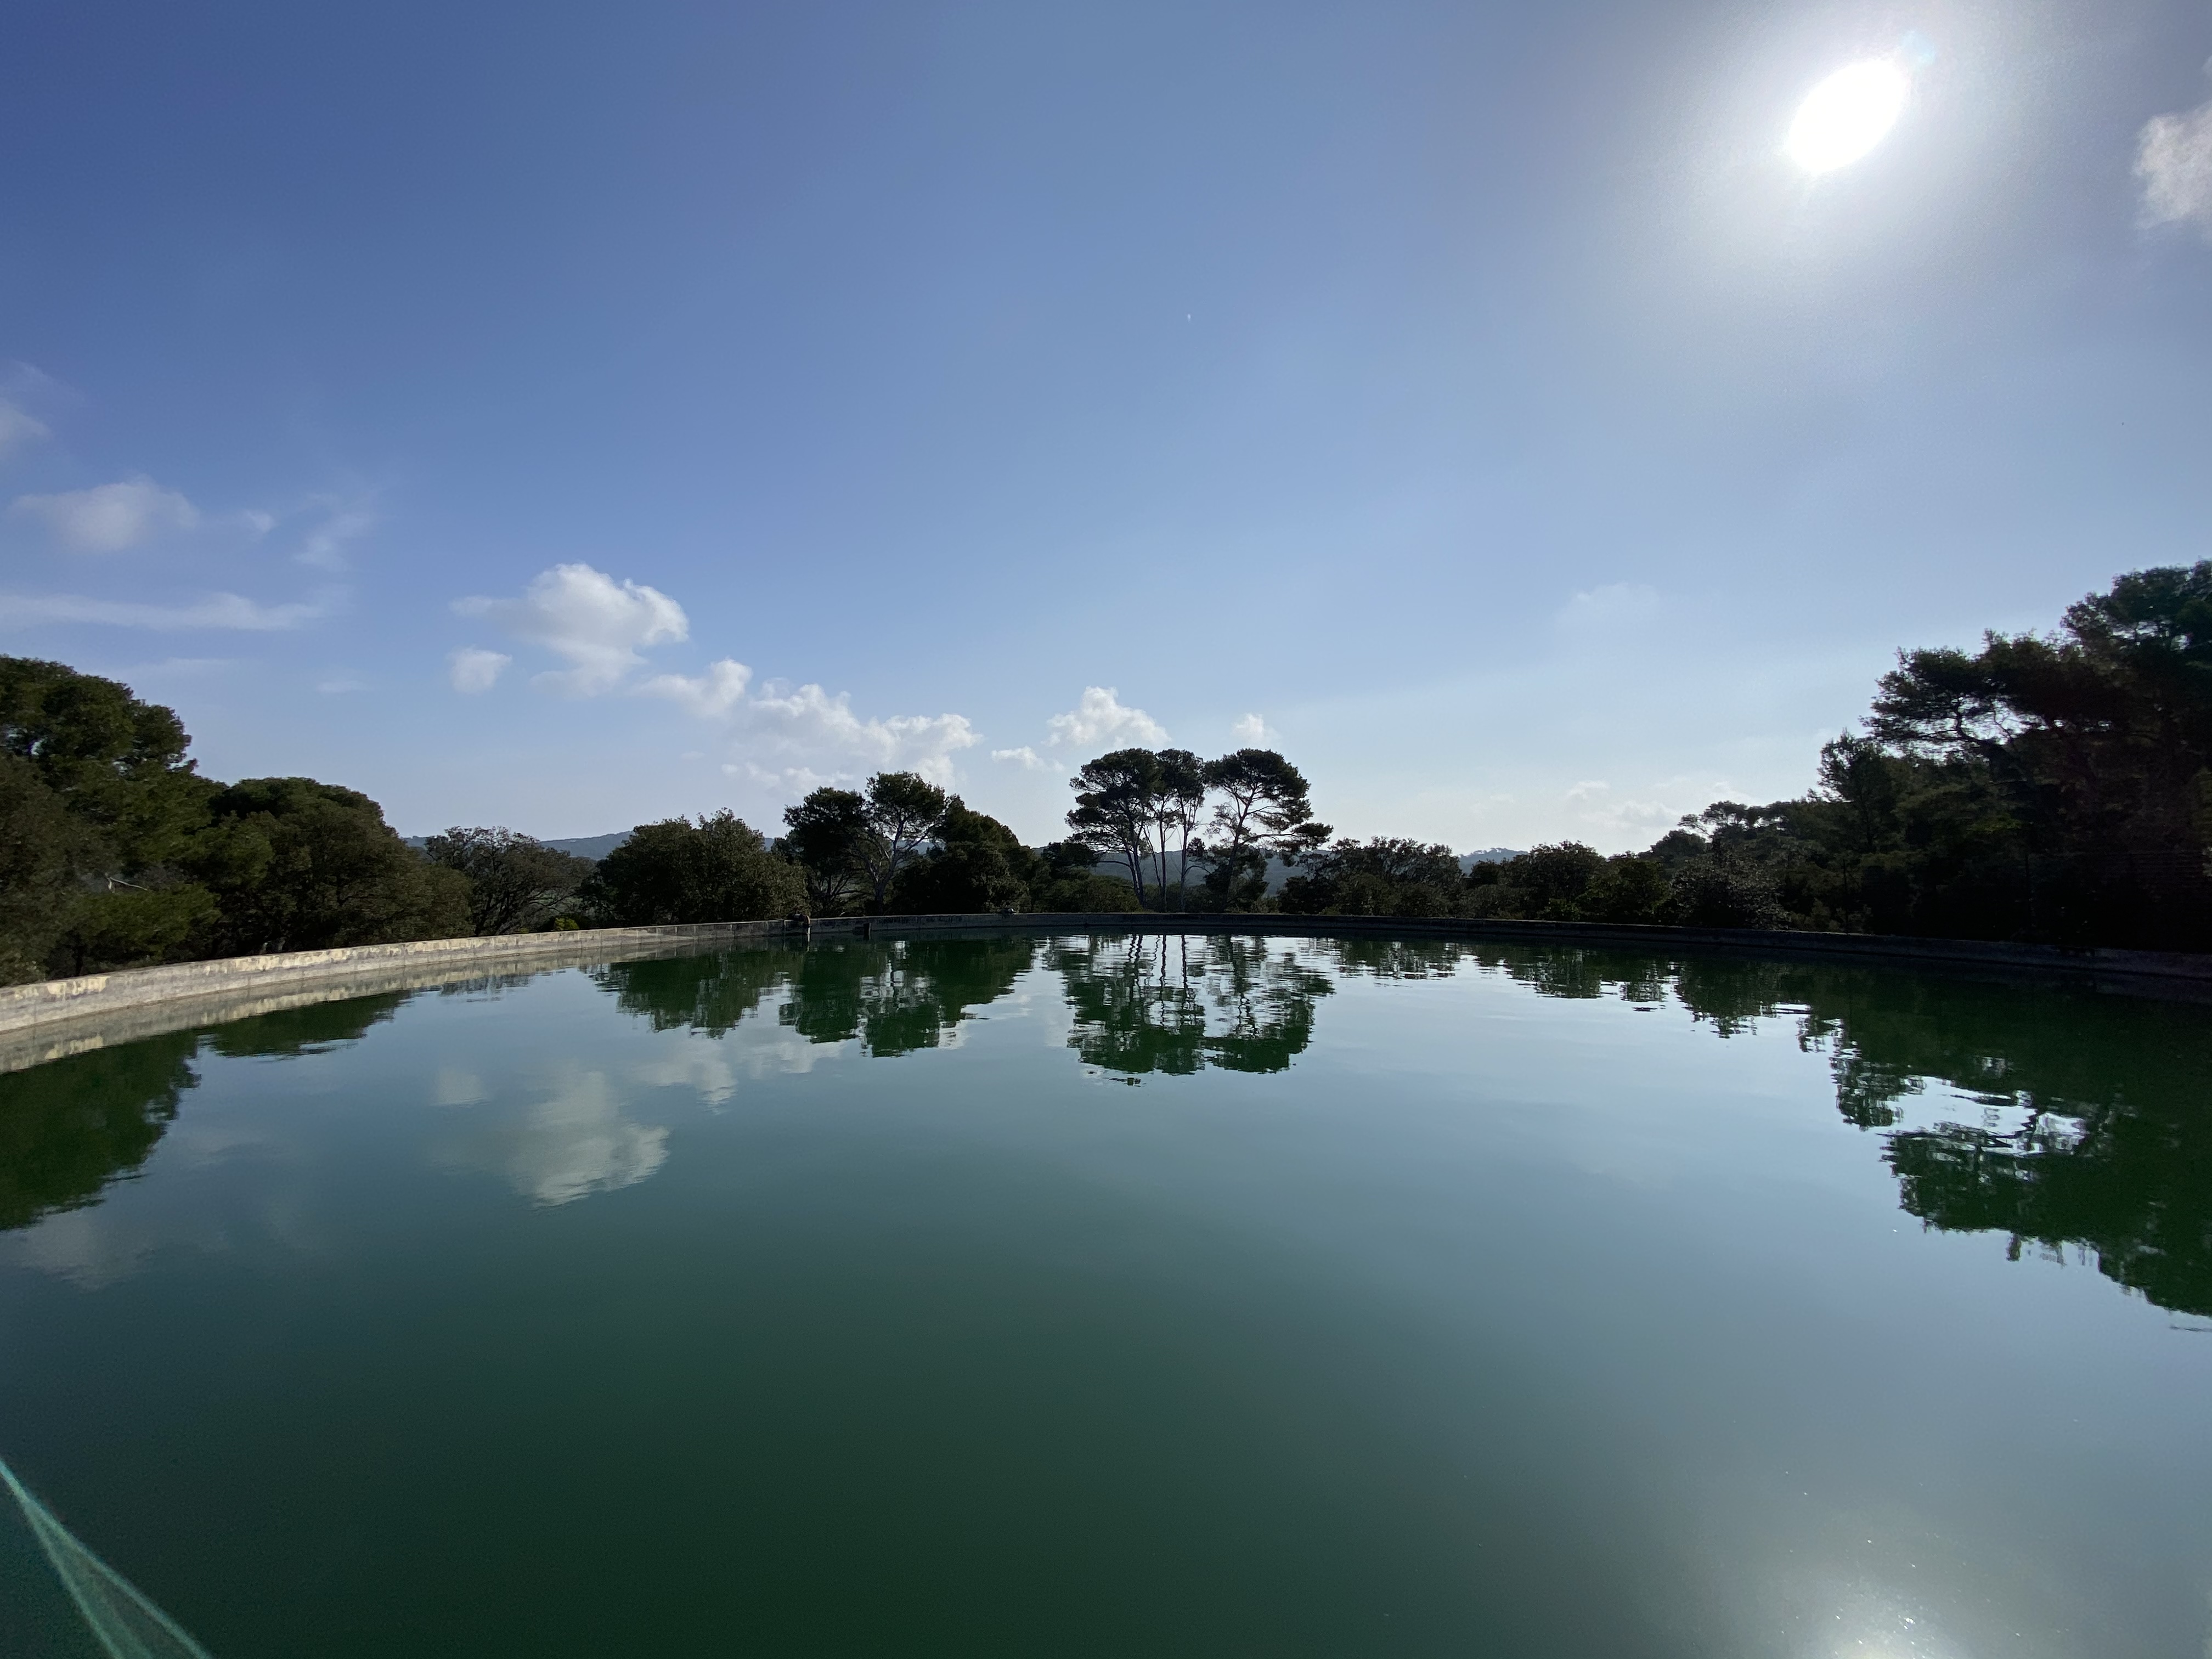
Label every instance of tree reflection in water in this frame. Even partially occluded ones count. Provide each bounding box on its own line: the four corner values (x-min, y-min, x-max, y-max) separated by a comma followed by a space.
1048, 933, 1334, 1076
1466, 943, 2212, 1319
4, 935, 2209, 1319
595, 936, 1039, 1057
0, 994, 408, 1231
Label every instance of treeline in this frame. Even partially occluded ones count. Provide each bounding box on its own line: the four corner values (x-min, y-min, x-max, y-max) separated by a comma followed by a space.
3, 561, 2204, 980
1265, 562, 2212, 951
0, 657, 476, 983
0, 655, 1144, 984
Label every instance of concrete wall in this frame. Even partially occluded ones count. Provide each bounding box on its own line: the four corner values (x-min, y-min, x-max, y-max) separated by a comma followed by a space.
4, 911, 2206, 1075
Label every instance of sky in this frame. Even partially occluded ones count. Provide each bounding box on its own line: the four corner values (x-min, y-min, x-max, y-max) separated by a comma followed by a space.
2, 0, 2209, 850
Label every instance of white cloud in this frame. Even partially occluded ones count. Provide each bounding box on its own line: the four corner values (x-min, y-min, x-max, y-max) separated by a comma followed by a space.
638, 657, 752, 716
453, 562, 687, 696
454, 564, 978, 789
0, 400, 50, 459
731, 760, 843, 793
992, 745, 1047, 769
738, 682, 978, 785
448, 646, 512, 693
239, 509, 276, 538
1045, 686, 1167, 749
1562, 775, 1717, 838
1231, 713, 1274, 745
10, 477, 200, 552
297, 503, 375, 570
2137, 98, 2212, 237
316, 674, 368, 695
0, 591, 322, 631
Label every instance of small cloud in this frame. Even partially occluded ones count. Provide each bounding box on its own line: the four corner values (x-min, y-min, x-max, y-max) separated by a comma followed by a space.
637, 657, 752, 716
992, 745, 1047, 770
0, 401, 50, 459
454, 562, 687, 696
1045, 686, 1167, 749
1565, 775, 1719, 838
115, 657, 239, 678
448, 646, 511, 693
2137, 98, 2212, 238
1230, 713, 1274, 745
238, 509, 277, 538
315, 675, 368, 695
729, 760, 842, 793
1557, 583, 1661, 634
11, 477, 200, 552
297, 503, 375, 570
0, 590, 322, 631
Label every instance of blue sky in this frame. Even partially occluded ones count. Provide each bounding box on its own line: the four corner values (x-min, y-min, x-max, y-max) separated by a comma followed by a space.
3, 0, 2208, 849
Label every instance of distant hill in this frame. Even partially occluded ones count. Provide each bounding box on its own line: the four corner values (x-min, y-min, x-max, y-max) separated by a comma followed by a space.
544, 832, 630, 861
404, 831, 632, 862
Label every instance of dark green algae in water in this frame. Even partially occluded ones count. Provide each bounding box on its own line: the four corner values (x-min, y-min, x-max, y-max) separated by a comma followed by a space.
1, 932, 2208, 1658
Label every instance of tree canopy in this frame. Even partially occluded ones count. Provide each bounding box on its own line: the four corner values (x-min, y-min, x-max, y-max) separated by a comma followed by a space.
423, 827, 592, 935
583, 810, 804, 926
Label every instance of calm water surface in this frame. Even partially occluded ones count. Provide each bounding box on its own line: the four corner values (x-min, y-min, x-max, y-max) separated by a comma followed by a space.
0, 933, 2207, 1658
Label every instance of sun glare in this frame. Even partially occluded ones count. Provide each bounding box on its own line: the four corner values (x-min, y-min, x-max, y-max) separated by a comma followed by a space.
1786, 60, 1908, 173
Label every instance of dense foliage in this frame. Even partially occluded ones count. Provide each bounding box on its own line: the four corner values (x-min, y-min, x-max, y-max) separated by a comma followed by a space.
0, 658, 475, 979
581, 811, 805, 926
424, 826, 592, 935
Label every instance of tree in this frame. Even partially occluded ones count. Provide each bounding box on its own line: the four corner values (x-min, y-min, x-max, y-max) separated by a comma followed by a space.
1192, 748, 1328, 910
581, 809, 804, 925
1666, 850, 1784, 928
888, 797, 1032, 913
1066, 748, 1166, 906
1278, 838, 1462, 917
1026, 842, 1143, 912
1622, 563, 2212, 948
781, 787, 871, 915
1153, 748, 1207, 910
0, 750, 94, 982
0, 657, 224, 979
190, 777, 471, 953
855, 772, 949, 911
423, 826, 592, 935
0, 656, 214, 872
1487, 842, 1607, 919
1576, 854, 1671, 924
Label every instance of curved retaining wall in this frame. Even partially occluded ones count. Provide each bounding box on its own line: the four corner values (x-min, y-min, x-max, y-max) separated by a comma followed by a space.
3, 911, 2207, 1074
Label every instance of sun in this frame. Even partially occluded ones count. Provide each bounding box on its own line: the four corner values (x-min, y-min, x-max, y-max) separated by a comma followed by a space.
1786, 60, 1909, 173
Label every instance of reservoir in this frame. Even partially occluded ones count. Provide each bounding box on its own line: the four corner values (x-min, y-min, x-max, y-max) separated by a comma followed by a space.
1, 931, 2207, 1657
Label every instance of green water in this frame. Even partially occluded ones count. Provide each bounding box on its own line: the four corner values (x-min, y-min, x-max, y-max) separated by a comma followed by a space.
1, 932, 2207, 1658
